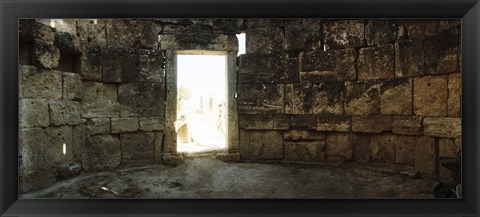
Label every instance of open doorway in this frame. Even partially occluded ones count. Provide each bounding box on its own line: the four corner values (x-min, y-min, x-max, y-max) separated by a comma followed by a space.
176, 51, 228, 153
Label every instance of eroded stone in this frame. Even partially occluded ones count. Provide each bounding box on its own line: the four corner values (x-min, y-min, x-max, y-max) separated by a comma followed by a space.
111, 117, 139, 134
19, 99, 50, 128
120, 133, 155, 162
326, 133, 353, 162
358, 45, 395, 80
323, 20, 365, 49
49, 100, 81, 126
413, 75, 448, 116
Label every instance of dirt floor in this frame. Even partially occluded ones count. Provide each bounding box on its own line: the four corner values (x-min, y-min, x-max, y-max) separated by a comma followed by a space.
20, 158, 437, 199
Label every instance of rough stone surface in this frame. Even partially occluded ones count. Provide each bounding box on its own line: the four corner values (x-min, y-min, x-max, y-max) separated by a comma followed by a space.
380, 78, 412, 115
369, 134, 396, 163
85, 118, 110, 135
54, 32, 81, 54
19, 99, 50, 128
413, 75, 448, 116
402, 19, 460, 39
352, 116, 392, 133
238, 115, 274, 130
414, 136, 436, 175
395, 39, 424, 77
353, 133, 370, 164
139, 117, 164, 131
111, 118, 139, 134
365, 20, 398, 46
238, 84, 284, 114
317, 115, 351, 132
81, 101, 120, 118
120, 133, 155, 162
20, 68, 62, 99
49, 100, 81, 126
33, 40, 60, 69
423, 117, 461, 138
19, 20, 55, 43
448, 73, 461, 117
79, 45, 102, 81
285, 83, 344, 115
439, 138, 461, 158
273, 115, 291, 130
344, 81, 381, 115
62, 72, 83, 100
83, 81, 118, 102
392, 116, 423, 135
326, 133, 353, 162
238, 53, 298, 83
239, 130, 283, 160
301, 49, 356, 82
285, 140, 325, 162
19, 128, 48, 174
44, 126, 74, 164
118, 83, 164, 117
245, 27, 284, 54
77, 19, 108, 46
284, 130, 325, 141
107, 19, 161, 49
323, 20, 365, 49
291, 115, 317, 130
102, 47, 139, 83
358, 45, 395, 80
424, 28, 460, 75
138, 49, 164, 83
83, 135, 121, 171
72, 125, 86, 162
284, 21, 322, 51
394, 135, 415, 165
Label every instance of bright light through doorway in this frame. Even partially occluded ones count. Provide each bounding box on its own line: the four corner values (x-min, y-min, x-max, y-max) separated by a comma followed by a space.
176, 54, 227, 153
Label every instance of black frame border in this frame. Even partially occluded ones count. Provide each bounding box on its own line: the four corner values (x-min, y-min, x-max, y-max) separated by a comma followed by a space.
1, 0, 479, 216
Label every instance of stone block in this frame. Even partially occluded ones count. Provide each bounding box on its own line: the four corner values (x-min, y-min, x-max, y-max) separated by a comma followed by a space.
326, 133, 353, 162
353, 133, 370, 164
62, 72, 83, 100
380, 78, 413, 115
154, 132, 164, 161
284, 130, 325, 141
107, 19, 161, 49
237, 84, 284, 114
81, 101, 120, 118
111, 117, 139, 134
424, 28, 460, 75
392, 116, 423, 135
358, 45, 395, 80
291, 115, 317, 130
245, 19, 287, 28
394, 135, 416, 165
239, 130, 283, 160
448, 73, 461, 117
439, 138, 461, 158
49, 100, 81, 126
301, 48, 356, 82
83, 135, 121, 171
344, 80, 381, 115
120, 133, 155, 162
212, 19, 244, 34
54, 32, 81, 54
238, 53, 298, 84
138, 49, 164, 83
19, 99, 50, 128
414, 136, 436, 175
19, 128, 48, 174
273, 115, 291, 130
285, 141, 325, 162
413, 75, 448, 116
32, 40, 60, 69
238, 115, 274, 130
395, 39, 424, 77
102, 47, 139, 83
352, 116, 392, 133
19, 20, 55, 43
19, 167, 56, 194
402, 19, 460, 39
423, 117, 461, 138
85, 118, 110, 135
284, 20, 322, 51
44, 126, 74, 164
245, 27, 284, 54
72, 125, 86, 162
20, 67, 62, 99
369, 134, 395, 163
365, 19, 398, 46
317, 115, 351, 132
323, 20, 365, 49
118, 83, 164, 117
83, 81, 118, 102
77, 19, 107, 46
285, 82, 344, 115
79, 44, 102, 81
139, 117, 164, 131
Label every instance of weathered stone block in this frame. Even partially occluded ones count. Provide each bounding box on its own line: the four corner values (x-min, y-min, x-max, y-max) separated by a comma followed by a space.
394, 135, 415, 165
49, 100, 81, 126
85, 118, 110, 135
402, 19, 460, 39
365, 19, 398, 46
33, 40, 60, 69
102, 47, 139, 83
285, 141, 325, 162
107, 19, 161, 49
83, 81, 118, 102
358, 45, 395, 80
285, 82, 344, 115
423, 117, 461, 138
352, 116, 392, 133
83, 135, 121, 171
139, 117, 164, 131
54, 32, 81, 54
138, 49, 164, 83
111, 117, 139, 134
344, 81, 381, 115
424, 28, 460, 75
77, 19, 107, 46
52, 19, 77, 35
79, 44, 102, 81
245, 19, 287, 28
238, 53, 298, 83
62, 72, 83, 100
380, 78, 413, 115
448, 73, 461, 117
238, 115, 274, 130
369, 134, 395, 163
273, 115, 291, 130
239, 130, 283, 160
44, 126, 73, 164
154, 132, 164, 161
353, 133, 370, 164
317, 115, 351, 132
323, 20, 365, 49
237, 84, 284, 114
301, 49, 356, 82
439, 138, 461, 158
413, 75, 448, 116
19, 167, 56, 194
20, 67, 62, 99
19, 128, 48, 174
326, 133, 353, 162
414, 136, 436, 175
120, 133, 155, 162
118, 83, 164, 117
395, 39, 424, 77
19, 20, 55, 43
245, 27, 284, 54
81, 101, 120, 118
284, 21, 322, 51
72, 125, 86, 162
212, 19, 244, 34
284, 130, 325, 141
19, 99, 50, 128
291, 115, 317, 130
392, 116, 423, 135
